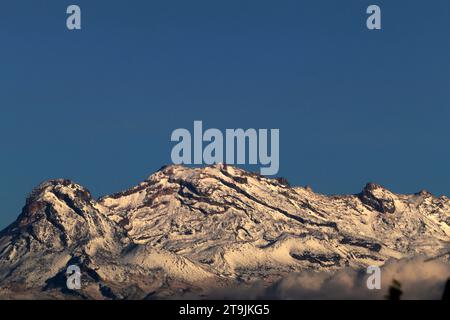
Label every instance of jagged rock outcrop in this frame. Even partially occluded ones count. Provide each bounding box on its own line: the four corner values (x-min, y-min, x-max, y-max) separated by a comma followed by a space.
358, 183, 396, 214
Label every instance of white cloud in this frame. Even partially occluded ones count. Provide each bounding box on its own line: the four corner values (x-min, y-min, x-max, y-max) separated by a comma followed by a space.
202, 256, 450, 300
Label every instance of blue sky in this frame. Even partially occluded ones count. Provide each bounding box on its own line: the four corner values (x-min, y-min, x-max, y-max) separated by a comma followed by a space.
1, 0, 449, 228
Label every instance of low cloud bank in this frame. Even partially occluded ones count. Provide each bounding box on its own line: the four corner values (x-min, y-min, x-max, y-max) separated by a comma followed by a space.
204, 256, 450, 300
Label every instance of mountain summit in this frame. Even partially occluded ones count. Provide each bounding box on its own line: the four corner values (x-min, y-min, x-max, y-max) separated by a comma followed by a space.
0, 164, 449, 299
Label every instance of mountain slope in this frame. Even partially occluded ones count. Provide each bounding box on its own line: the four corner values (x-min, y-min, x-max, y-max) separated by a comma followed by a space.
0, 164, 449, 299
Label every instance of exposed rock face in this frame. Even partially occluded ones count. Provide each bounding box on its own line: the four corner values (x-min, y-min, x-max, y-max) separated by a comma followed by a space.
358, 183, 396, 214
0, 164, 449, 299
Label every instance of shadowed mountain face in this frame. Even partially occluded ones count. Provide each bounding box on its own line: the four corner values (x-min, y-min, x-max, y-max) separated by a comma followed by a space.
0, 164, 449, 299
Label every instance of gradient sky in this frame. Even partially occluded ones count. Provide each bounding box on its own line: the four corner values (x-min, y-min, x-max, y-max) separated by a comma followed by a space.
1, 0, 449, 228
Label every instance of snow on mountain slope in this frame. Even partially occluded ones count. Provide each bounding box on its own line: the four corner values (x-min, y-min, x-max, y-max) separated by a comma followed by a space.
0, 164, 449, 299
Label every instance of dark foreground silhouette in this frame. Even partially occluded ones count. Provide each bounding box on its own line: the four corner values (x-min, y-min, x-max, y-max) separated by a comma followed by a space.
386, 278, 450, 300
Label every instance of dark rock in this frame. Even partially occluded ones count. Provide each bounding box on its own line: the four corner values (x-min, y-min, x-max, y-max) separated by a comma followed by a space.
358, 183, 396, 214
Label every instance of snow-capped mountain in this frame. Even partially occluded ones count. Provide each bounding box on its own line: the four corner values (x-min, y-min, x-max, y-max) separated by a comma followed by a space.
0, 164, 449, 299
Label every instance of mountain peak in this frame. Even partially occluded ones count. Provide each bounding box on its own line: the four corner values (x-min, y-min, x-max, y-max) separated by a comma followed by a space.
415, 189, 433, 197
363, 182, 385, 191
3, 177, 124, 255
358, 182, 396, 214
26, 179, 92, 205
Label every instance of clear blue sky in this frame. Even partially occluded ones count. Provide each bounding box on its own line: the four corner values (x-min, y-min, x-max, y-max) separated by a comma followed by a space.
1, 0, 449, 228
